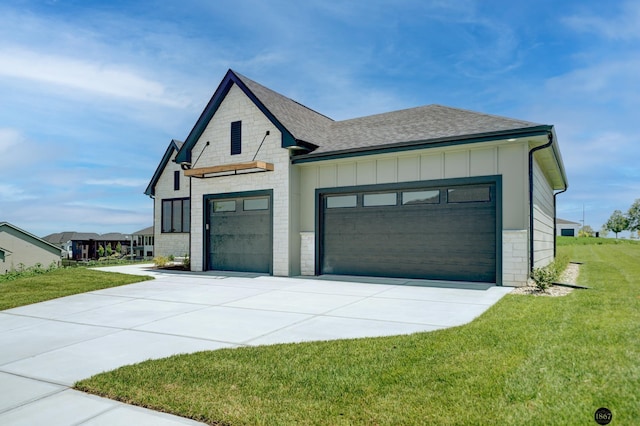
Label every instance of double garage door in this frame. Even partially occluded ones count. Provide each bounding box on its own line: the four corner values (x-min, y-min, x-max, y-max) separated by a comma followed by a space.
319, 180, 499, 283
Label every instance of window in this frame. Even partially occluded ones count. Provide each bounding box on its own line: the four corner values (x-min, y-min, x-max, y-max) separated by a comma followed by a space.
561, 229, 575, 237
244, 198, 269, 211
447, 187, 491, 203
214, 200, 236, 212
326, 195, 357, 208
363, 192, 397, 207
402, 190, 440, 205
174, 170, 180, 191
231, 121, 242, 155
162, 198, 190, 232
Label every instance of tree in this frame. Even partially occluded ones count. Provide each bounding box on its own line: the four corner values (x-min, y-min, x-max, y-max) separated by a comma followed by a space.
598, 226, 610, 238
579, 225, 594, 237
604, 210, 629, 238
116, 242, 122, 254
106, 245, 113, 256
627, 199, 640, 232
98, 245, 105, 258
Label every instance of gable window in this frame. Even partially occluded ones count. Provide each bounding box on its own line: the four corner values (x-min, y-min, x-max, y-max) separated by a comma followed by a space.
161, 198, 190, 233
174, 171, 180, 190
231, 120, 242, 155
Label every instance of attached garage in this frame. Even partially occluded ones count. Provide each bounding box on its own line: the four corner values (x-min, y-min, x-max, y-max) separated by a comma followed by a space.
317, 177, 501, 284
205, 191, 273, 274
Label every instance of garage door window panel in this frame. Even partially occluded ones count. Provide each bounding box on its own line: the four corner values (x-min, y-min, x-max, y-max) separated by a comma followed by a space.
244, 198, 269, 211
214, 200, 236, 212
402, 190, 440, 205
326, 195, 357, 208
363, 192, 397, 207
447, 186, 491, 203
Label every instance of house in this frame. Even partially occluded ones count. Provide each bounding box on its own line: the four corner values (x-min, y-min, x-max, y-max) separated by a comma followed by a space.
43, 232, 132, 260
145, 70, 568, 286
0, 222, 62, 274
132, 226, 155, 259
556, 218, 581, 237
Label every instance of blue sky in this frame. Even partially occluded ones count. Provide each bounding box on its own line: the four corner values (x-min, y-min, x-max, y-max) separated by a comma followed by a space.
1, 0, 638, 237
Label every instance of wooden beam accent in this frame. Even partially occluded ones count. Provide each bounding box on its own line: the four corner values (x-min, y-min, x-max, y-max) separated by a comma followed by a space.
184, 161, 274, 178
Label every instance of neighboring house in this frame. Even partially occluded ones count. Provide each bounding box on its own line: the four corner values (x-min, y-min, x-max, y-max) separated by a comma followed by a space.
556, 218, 581, 237
0, 222, 62, 274
132, 226, 155, 259
145, 69, 568, 287
43, 232, 132, 260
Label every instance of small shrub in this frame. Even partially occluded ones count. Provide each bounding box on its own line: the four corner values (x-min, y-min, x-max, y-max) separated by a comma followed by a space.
531, 254, 570, 292
183, 254, 190, 270
168, 254, 175, 262
153, 256, 169, 267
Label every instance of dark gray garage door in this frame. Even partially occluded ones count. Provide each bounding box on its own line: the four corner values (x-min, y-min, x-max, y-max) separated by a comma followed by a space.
206, 193, 272, 273
319, 182, 498, 283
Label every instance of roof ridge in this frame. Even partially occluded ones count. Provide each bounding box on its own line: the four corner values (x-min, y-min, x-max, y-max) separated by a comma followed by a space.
232, 70, 334, 122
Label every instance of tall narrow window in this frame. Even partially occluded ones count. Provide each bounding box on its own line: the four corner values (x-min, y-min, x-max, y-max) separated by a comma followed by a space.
173, 170, 180, 190
231, 120, 242, 155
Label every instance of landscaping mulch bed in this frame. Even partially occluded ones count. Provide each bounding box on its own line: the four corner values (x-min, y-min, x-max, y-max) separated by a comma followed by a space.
511, 263, 580, 297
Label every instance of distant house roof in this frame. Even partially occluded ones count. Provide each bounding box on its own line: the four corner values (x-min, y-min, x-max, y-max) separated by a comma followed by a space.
0, 222, 62, 256
556, 218, 581, 225
133, 226, 153, 235
42, 232, 130, 243
144, 139, 184, 197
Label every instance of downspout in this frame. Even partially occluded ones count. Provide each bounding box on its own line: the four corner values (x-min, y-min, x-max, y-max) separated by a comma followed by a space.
528, 132, 554, 274
553, 187, 568, 256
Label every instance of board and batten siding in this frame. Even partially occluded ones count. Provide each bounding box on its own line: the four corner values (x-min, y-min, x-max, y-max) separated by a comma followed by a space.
297, 141, 529, 232
532, 156, 555, 268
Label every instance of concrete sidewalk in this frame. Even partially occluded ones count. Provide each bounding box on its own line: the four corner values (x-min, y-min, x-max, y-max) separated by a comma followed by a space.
0, 266, 512, 425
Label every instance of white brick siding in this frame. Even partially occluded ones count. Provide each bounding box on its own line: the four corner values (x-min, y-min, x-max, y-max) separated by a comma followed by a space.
503, 230, 529, 286
189, 84, 294, 275
300, 232, 315, 275
153, 148, 190, 259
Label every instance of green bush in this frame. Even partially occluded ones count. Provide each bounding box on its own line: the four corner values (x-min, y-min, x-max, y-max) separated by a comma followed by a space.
153, 256, 170, 267
531, 254, 570, 291
182, 254, 190, 270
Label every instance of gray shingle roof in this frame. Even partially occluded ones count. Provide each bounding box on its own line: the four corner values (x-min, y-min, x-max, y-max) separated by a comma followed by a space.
234, 71, 333, 147
234, 71, 546, 156
316, 104, 544, 154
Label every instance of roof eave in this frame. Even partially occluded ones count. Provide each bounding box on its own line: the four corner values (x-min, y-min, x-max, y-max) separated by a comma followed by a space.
292, 126, 553, 164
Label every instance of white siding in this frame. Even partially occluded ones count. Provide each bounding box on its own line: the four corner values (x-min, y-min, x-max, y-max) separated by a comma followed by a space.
532, 156, 555, 268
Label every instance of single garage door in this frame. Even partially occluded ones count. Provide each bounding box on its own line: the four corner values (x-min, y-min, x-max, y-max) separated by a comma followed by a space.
206, 193, 272, 273
319, 181, 498, 283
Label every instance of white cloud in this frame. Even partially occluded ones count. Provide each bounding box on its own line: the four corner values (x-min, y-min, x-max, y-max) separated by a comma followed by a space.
0, 128, 23, 156
564, 1, 640, 40
0, 47, 189, 107
0, 184, 37, 202
85, 178, 149, 187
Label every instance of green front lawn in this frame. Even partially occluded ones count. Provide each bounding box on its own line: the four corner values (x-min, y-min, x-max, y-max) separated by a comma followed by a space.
0, 268, 153, 310
76, 239, 640, 425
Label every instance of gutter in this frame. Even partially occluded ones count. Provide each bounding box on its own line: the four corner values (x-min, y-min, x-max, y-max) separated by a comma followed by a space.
292, 126, 553, 164
553, 187, 568, 256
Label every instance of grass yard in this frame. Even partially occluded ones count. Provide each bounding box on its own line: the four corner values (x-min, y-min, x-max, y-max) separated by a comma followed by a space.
0, 268, 153, 310
76, 238, 640, 425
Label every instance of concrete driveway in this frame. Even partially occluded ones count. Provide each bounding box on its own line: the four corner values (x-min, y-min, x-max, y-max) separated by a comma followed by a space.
0, 265, 512, 425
